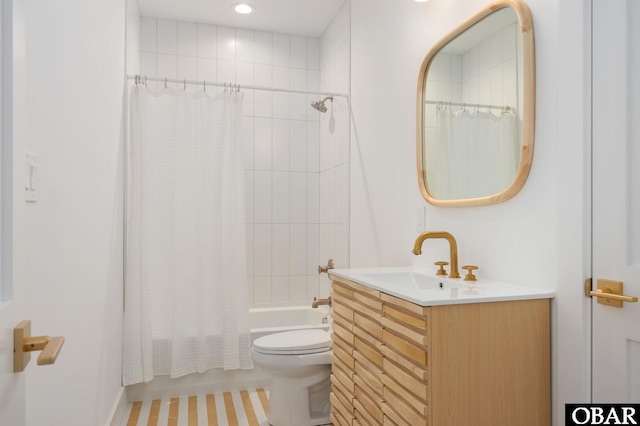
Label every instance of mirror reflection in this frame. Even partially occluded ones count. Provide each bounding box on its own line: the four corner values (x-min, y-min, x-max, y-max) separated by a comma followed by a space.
417, 1, 535, 206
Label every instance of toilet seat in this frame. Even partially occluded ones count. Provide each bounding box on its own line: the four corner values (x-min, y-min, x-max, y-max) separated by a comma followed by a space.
253, 329, 331, 355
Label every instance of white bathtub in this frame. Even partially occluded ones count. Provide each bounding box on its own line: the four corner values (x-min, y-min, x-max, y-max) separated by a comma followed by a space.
126, 304, 332, 401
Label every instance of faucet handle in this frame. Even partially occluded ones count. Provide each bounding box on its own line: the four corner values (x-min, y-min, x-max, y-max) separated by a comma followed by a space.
434, 261, 449, 276
462, 265, 478, 281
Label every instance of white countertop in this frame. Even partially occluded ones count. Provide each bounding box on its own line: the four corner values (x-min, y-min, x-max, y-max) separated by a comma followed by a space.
329, 265, 555, 307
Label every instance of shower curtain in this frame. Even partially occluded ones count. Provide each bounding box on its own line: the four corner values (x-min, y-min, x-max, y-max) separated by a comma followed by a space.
433, 107, 519, 200
123, 85, 252, 386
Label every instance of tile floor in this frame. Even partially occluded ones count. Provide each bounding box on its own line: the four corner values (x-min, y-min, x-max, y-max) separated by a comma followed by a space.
121, 388, 270, 426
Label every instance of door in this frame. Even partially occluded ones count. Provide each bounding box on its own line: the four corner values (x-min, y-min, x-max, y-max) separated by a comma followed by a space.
591, 0, 640, 402
0, 0, 26, 423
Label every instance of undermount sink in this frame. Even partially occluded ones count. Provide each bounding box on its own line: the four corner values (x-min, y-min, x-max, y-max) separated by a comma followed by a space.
361, 271, 464, 291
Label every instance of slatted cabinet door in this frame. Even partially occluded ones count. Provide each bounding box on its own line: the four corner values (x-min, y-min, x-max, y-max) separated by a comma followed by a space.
330, 277, 551, 426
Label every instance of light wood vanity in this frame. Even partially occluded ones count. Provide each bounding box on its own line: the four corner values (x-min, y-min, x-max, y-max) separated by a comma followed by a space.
329, 275, 551, 426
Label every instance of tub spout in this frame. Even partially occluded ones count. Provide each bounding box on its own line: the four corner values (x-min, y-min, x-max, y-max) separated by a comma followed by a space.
412, 231, 461, 279
312, 297, 332, 308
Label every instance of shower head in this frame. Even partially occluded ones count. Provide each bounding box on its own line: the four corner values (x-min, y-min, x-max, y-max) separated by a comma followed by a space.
311, 96, 333, 113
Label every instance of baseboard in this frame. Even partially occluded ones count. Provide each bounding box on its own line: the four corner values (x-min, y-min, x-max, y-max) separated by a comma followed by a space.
106, 386, 127, 426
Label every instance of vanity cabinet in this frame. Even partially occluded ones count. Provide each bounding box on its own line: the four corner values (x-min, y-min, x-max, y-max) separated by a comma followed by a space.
329, 277, 550, 426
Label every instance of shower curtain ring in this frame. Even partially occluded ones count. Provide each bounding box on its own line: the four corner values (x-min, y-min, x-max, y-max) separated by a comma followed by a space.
164, 77, 168, 89
143, 75, 147, 87
203, 80, 206, 92
184, 79, 187, 90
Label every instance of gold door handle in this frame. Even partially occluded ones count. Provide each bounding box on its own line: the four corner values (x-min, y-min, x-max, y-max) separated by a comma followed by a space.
586, 278, 638, 308
14, 320, 65, 372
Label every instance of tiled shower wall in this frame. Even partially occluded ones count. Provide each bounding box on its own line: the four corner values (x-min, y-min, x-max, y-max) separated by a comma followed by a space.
138, 2, 350, 307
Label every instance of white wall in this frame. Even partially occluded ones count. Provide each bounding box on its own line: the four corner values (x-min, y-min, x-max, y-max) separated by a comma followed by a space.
23, 1, 126, 425
137, 8, 350, 307
350, 0, 589, 425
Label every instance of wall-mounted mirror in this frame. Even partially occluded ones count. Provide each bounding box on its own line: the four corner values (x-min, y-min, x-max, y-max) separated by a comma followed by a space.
416, 0, 535, 207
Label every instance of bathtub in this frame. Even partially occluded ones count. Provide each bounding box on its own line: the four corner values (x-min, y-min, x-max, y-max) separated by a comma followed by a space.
125, 304, 332, 401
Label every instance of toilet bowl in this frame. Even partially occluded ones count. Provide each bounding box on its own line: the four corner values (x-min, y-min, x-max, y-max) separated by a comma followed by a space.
251, 329, 332, 426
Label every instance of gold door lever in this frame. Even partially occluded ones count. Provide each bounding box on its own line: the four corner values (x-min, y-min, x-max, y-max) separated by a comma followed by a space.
14, 320, 65, 372
585, 279, 638, 308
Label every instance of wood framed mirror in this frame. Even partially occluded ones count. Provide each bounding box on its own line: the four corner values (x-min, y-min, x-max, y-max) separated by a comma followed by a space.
416, 0, 535, 207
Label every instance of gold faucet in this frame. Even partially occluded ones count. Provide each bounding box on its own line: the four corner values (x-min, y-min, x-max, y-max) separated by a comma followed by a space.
312, 296, 332, 308
412, 231, 461, 279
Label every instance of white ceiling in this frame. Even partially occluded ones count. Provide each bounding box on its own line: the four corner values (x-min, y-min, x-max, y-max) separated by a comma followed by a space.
137, 0, 346, 37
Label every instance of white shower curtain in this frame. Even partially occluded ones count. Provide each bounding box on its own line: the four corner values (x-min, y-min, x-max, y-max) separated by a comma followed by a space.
123, 85, 252, 386
432, 107, 519, 200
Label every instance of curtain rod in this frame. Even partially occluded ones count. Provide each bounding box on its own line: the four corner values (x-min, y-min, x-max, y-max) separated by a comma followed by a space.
425, 100, 513, 111
127, 74, 348, 98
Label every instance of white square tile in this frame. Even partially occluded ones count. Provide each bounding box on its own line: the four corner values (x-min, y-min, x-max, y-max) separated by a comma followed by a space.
289, 224, 307, 275
236, 28, 254, 63
157, 54, 178, 81
253, 276, 272, 304
490, 32, 503, 69
307, 224, 320, 275
178, 22, 197, 56
289, 225, 307, 275
254, 118, 272, 170
254, 91, 272, 118
318, 275, 331, 298
273, 33, 290, 67
196, 58, 216, 83
217, 26, 236, 61
140, 17, 156, 53
273, 67, 290, 110
217, 59, 236, 82
197, 24, 217, 59
290, 36, 308, 69
140, 52, 157, 81
237, 63, 255, 113
253, 225, 272, 276
307, 173, 320, 224
273, 92, 289, 119
254, 63, 272, 86
490, 66, 504, 107
306, 275, 319, 300
289, 120, 307, 172
271, 224, 290, 276
254, 171, 272, 223
254, 31, 273, 65
307, 38, 320, 71
289, 275, 307, 302
290, 174, 307, 224
157, 19, 178, 55
272, 119, 290, 171
307, 123, 320, 172
271, 276, 290, 303
290, 93, 307, 121
502, 23, 517, 60
272, 172, 290, 223
290, 68, 306, 91
177, 56, 198, 81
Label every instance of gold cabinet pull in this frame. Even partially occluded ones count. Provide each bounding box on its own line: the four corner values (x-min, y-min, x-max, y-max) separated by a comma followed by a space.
586, 279, 638, 308
14, 320, 65, 372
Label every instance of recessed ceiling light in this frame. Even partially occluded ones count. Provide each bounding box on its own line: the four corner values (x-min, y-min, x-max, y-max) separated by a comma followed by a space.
233, 3, 255, 14
414, 0, 429, 2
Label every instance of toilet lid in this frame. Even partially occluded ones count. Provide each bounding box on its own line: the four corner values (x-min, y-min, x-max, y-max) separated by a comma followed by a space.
253, 329, 331, 354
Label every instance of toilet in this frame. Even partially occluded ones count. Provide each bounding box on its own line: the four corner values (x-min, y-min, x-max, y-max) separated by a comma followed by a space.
251, 329, 332, 426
